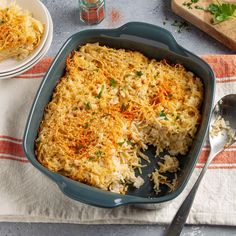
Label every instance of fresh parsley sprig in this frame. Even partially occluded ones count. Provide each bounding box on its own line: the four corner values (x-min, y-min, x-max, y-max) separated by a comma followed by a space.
194, 0, 236, 24
208, 1, 236, 24
96, 85, 104, 99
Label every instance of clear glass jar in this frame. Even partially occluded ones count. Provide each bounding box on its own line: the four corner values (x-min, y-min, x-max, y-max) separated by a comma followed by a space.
79, 0, 105, 25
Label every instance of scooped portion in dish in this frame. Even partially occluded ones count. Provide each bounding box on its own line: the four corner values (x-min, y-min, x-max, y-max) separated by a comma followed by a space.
0, 3, 44, 61
35, 43, 203, 194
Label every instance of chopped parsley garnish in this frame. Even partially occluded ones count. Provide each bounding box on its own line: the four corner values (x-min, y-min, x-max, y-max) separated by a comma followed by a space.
95, 150, 103, 157
88, 156, 95, 161
159, 110, 166, 117
121, 103, 128, 112
159, 110, 169, 120
84, 102, 91, 110
171, 20, 189, 33
183, 0, 199, 9
118, 140, 126, 146
135, 71, 143, 77
96, 85, 104, 99
83, 123, 89, 129
176, 115, 180, 120
35, 138, 41, 144
110, 78, 116, 88
195, 5, 205, 10
183, 2, 193, 9
126, 139, 134, 146
72, 107, 78, 111
118, 139, 135, 146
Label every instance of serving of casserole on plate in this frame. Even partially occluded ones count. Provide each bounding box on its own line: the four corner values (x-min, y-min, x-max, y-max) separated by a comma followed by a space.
0, 3, 44, 62
0, 0, 52, 79
24, 22, 215, 208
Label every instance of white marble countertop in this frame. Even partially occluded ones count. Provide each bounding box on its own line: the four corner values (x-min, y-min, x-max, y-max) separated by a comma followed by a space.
1, 0, 235, 235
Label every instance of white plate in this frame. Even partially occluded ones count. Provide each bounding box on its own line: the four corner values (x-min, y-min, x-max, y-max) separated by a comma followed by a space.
0, 0, 49, 73
0, 3, 53, 79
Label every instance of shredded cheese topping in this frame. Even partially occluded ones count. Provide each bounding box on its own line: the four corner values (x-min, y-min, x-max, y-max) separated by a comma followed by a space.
0, 3, 44, 61
35, 43, 203, 194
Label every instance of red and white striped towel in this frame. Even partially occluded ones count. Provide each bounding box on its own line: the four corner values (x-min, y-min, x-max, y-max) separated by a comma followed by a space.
0, 56, 235, 225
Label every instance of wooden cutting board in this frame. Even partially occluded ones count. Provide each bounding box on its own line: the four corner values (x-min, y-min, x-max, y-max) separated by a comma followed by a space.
171, 0, 236, 51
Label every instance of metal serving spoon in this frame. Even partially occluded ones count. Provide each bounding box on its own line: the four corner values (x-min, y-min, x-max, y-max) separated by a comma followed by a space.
165, 94, 236, 236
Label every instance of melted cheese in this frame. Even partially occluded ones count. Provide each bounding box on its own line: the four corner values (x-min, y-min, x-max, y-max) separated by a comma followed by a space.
35, 43, 203, 194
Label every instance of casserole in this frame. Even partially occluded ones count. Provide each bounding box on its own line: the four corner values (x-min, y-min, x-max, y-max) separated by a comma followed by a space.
23, 22, 215, 208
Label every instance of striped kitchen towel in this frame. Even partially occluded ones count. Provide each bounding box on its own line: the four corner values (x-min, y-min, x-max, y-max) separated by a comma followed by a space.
0, 56, 235, 225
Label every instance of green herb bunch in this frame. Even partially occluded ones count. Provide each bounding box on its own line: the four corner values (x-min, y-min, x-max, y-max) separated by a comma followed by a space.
207, 0, 236, 24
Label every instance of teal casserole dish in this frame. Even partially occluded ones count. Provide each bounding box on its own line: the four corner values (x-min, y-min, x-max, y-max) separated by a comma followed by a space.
23, 22, 215, 208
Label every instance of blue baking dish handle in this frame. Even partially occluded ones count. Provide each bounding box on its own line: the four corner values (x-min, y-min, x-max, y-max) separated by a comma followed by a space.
118, 22, 186, 55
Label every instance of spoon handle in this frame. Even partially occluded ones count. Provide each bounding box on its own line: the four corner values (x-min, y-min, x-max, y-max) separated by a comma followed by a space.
164, 152, 214, 236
